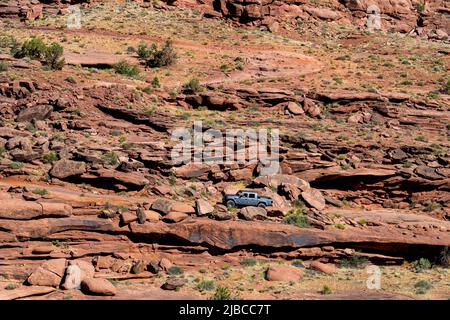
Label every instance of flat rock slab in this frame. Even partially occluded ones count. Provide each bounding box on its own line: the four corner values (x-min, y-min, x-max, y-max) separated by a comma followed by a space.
64, 52, 138, 68
0, 286, 55, 300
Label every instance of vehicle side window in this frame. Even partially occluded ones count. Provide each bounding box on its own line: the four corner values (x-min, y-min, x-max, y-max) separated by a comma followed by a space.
248, 193, 255, 198
242, 193, 248, 198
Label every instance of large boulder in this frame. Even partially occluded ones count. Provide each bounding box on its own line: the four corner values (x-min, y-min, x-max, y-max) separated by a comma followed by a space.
27, 259, 67, 287
196, 199, 214, 216
16, 105, 53, 122
301, 188, 326, 211
50, 159, 86, 179
151, 198, 173, 215
81, 278, 117, 296
265, 265, 303, 281
239, 206, 267, 221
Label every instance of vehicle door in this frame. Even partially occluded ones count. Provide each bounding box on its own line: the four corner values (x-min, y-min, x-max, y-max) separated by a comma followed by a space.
248, 193, 258, 206
239, 192, 249, 206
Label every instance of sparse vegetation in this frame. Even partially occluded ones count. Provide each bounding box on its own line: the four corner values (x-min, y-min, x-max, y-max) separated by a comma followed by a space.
414, 280, 432, 294
196, 280, 215, 292
101, 151, 119, 166
283, 210, 310, 228
32, 188, 49, 196
138, 39, 177, 68
42, 151, 58, 164
9, 161, 24, 170
412, 258, 432, 272
113, 60, 140, 78
167, 266, 184, 275
240, 258, 258, 267
209, 285, 232, 300
184, 77, 203, 92
0, 61, 8, 72
339, 255, 369, 269
320, 285, 332, 295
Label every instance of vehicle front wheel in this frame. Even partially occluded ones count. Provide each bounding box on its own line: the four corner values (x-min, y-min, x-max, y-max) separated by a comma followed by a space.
226, 200, 236, 208
257, 203, 266, 208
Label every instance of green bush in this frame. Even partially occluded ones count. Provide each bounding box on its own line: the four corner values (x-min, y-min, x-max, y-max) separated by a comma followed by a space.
101, 151, 119, 166
240, 258, 257, 267
0, 146, 5, 157
43, 43, 65, 70
32, 188, 49, 196
209, 285, 232, 300
144, 39, 177, 68
320, 285, 332, 295
339, 255, 369, 269
184, 77, 203, 92
14, 37, 65, 70
151, 76, 161, 88
437, 247, 449, 267
283, 212, 310, 228
0, 61, 8, 72
42, 151, 58, 164
113, 60, 140, 78
414, 280, 432, 294
412, 258, 432, 272
167, 266, 183, 275
15, 37, 47, 60
196, 280, 215, 292
9, 161, 24, 169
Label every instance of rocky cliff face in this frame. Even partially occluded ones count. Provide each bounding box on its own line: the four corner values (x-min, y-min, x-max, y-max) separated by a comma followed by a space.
212, 0, 449, 37
3, 0, 447, 40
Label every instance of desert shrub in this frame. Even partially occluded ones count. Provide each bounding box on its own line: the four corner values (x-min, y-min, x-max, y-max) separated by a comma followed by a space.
43, 43, 65, 70
339, 254, 369, 269
168, 173, 177, 186
209, 285, 232, 300
283, 212, 310, 228
42, 151, 58, 164
184, 77, 203, 92
240, 258, 257, 267
4, 283, 16, 290
14, 37, 65, 70
15, 37, 47, 60
320, 285, 332, 295
9, 161, 24, 169
437, 247, 449, 267
151, 76, 161, 88
0, 146, 5, 157
196, 280, 215, 292
167, 266, 183, 275
66, 76, 76, 84
0, 61, 8, 72
137, 42, 154, 60
25, 122, 36, 132
412, 258, 432, 272
32, 188, 49, 196
414, 280, 432, 294
101, 151, 119, 166
113, 60, 140, 78
145, 39, 177, 68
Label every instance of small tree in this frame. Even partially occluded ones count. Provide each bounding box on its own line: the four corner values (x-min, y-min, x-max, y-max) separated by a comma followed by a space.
139, 39, 177, 68
43, 43, 65, 70
15, 37, 47, 60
